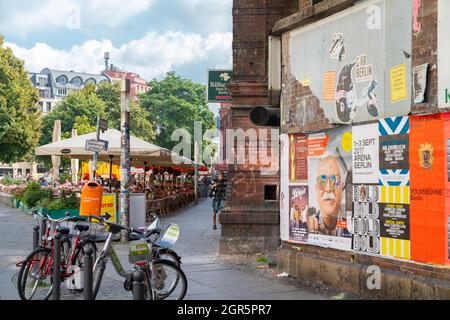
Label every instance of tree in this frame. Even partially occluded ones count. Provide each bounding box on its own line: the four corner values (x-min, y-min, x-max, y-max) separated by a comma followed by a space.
139, 71, 216, 154
96, 81, 155, 142
39, 84, 106, 146
0, 35, 41, 163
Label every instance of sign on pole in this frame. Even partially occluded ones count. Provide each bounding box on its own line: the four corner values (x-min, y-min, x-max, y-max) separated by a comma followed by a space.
98, 118, 108, 132
85, 139, 109, 153
207, 70, 233, 103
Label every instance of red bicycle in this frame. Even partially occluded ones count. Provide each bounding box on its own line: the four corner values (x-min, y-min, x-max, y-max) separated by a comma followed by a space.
17, 211, 98, 300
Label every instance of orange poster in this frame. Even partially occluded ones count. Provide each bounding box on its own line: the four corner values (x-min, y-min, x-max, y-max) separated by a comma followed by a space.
410, 114, 447, 265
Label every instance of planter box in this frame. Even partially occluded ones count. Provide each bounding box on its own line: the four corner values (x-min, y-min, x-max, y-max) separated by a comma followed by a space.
21, 204, 34, 215
38, 208, 80, 219
12, 199, 21, 209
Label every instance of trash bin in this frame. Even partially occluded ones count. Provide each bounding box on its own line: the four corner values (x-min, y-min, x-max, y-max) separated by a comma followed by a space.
80, 181, 103, 217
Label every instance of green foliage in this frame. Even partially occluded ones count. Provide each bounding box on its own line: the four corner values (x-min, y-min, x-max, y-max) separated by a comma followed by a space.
21, 182, 53, 208
139, 71, 216, 154
0, 34, 41, 162
96, 81, 155, 141
1, 175, 24, 186
39, 85, 106, 146
47, 190, 79, 210
256, 255, 268, 264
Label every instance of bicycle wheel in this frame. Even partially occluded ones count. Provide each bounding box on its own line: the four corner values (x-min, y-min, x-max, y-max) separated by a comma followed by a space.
155, 248, 181, 267
92, 256, 107, 300
18, 248, 53, 300
150, 259, 187, 300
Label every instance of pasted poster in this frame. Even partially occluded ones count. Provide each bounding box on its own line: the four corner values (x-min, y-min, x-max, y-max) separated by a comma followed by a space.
289, 134, 308, 182
378, 116, 411, 260
307, 126, 353, 251
353, 123, 379, 184
352, 185, 381, 255
379, 203, 410, 240
379, 116, 410, 186
413, 63, 428, 104
280, 134, 290, 241
289, 185, 309, 243
287, 0, 411, 130
438, 0, 450, 109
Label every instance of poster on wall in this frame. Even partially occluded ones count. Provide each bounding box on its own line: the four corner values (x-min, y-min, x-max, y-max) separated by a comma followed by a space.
352, 185, 380, 255
378, 115, 411, 260
289, 185, 309, 243
288, 0, 412, 129
438, 0, 450, 109
289, 134, 308, 182
307, 126, 353, 251
379, 116, 410, 186
353, 123, 380, 184
280, 134, 290, 242
413, 63, 428, 104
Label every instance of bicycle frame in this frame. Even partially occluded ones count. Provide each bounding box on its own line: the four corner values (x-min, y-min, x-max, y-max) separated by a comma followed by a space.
96, 232, 128, 278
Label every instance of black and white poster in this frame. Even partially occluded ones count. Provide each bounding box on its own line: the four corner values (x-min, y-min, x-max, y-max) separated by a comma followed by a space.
379, 203, 410, 241
352, 185, 381, 255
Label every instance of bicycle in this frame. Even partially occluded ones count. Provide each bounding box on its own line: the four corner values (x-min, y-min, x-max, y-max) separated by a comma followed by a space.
90, 214, 187, 300
16, 211, 98, 300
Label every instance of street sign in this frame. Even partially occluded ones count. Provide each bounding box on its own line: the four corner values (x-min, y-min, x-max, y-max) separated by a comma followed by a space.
207, 70, 233, 103
98, 118, 108, 132
85, 139, 109, 153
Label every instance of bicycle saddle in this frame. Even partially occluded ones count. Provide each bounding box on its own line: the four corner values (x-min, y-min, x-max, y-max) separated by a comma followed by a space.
75, 224, 89, 232
57, 227, 70, 235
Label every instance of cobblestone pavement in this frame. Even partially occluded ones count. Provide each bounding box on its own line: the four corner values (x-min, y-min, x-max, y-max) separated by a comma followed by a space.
0, 199, 357, 300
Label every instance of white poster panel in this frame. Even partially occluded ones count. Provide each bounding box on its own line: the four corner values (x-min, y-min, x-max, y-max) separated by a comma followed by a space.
438, 0, 450, 108
280, 134, 290, 241
352, 123, 380, 184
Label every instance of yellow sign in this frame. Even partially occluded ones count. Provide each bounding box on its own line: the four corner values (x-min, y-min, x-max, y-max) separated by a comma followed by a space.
341, 131, 353, 153
323, 71, 336, 101
390, 64, 408, 103
101, 194, 117, 223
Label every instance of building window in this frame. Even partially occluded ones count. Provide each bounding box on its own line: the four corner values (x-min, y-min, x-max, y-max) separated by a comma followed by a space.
57, 88, 67, 96
47, 102, 52, 112
70, 77, 83, 86
39, 89, 50, 98
56, 75, 68, 84
312, 0, 324, 5
85, 78, 97, 86
37, 76, 48, 86
264, 185, 278, 201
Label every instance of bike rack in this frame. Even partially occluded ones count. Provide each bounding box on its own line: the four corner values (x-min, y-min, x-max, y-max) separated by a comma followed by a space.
132, 269, 146, 300
83, 247, 94, 300
52, 233, 61, 300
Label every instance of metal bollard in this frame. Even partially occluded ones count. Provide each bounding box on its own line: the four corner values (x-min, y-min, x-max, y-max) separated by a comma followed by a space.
132, 269, 146, 300
83, 246, 94, 300
33, 226, 39, 250
52, 233, 61, 300
39, 219, 46, 246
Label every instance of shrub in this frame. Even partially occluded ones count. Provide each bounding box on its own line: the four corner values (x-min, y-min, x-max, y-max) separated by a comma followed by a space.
47, 190, 79, 210
21, 182, 53, 208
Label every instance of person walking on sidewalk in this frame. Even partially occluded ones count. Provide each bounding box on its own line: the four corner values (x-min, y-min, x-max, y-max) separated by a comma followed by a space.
210, 172, 227, 230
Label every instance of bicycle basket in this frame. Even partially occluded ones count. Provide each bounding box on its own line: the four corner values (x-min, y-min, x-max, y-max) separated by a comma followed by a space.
154, 223, 180, 249
129, 241, 152, 264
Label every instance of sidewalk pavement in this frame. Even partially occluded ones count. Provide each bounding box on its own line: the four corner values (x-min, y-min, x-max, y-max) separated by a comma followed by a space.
0, 199, 355, 300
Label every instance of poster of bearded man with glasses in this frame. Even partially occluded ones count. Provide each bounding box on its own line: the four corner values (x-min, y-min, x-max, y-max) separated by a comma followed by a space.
307, 126, 353, 251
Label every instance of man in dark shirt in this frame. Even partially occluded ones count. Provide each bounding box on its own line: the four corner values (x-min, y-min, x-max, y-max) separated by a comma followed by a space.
210, 172, 227, 230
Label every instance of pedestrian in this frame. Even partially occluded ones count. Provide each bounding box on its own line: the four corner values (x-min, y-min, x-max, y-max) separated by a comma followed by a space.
210, 172, 227, 230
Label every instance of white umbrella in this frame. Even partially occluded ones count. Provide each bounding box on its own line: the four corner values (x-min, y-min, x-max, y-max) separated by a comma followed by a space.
51, 120, 61, 182
35, 129, 196, 168
70, 128, 79, 184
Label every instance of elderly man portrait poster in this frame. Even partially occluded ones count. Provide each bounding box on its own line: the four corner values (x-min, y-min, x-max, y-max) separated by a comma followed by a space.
307, 126, 353, 251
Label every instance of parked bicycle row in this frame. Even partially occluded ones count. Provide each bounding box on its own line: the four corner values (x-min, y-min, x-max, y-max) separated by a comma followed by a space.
15, 209, 187, 300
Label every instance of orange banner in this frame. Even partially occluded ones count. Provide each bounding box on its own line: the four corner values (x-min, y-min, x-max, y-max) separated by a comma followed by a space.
410, 114, 447, 265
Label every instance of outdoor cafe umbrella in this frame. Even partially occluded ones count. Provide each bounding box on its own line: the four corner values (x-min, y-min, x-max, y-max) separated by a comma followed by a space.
35, 128, 197, 169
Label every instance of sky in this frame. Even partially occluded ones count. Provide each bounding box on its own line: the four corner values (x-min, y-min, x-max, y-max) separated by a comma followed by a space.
0, 0, 233, 115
